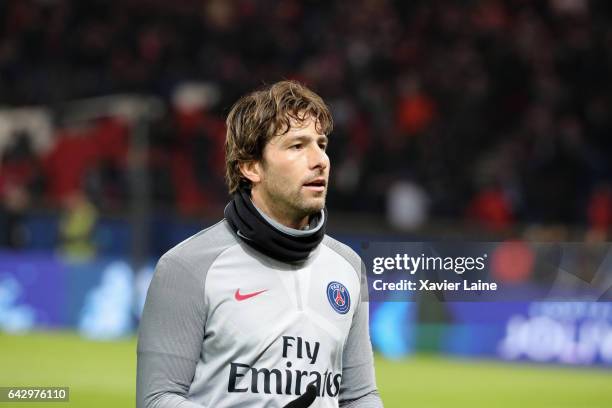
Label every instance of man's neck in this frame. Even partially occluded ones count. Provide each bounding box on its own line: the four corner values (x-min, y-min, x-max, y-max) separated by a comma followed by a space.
250, 189, 309, 230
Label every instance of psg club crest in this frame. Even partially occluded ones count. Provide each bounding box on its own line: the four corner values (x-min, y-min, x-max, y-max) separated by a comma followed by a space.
326, 281, 350, 315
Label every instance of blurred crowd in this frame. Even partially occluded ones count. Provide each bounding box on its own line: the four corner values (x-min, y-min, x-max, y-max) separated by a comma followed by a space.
1, 0, 612, 247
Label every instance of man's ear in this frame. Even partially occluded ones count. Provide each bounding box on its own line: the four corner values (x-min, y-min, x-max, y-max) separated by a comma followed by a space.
239, 161, 263, 184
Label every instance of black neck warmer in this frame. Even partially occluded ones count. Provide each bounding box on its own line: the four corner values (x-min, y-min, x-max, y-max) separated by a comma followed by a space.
224, 188, 327, 263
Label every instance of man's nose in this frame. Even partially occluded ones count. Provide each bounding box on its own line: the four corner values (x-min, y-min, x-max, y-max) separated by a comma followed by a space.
308, 145, 328, 170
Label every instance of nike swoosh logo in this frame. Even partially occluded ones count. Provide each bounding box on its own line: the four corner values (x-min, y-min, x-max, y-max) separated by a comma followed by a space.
234, 289, 267, 301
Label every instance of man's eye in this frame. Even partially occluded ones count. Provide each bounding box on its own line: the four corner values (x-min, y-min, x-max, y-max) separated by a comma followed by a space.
319, 143, 328, 150
290, 144, 303, 150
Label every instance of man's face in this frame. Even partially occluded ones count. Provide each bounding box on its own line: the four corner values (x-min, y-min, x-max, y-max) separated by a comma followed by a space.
254, 116, 330, 225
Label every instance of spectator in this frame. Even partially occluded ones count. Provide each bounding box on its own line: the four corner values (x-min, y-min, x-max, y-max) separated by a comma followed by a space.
58, 190, 98, 261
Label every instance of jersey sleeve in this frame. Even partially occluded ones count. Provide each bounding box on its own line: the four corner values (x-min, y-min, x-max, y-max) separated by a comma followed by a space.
136, 254, 207, 408
339, 261, 384, 408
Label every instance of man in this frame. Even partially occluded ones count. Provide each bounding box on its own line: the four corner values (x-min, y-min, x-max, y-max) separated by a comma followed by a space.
137, 80, 382, 407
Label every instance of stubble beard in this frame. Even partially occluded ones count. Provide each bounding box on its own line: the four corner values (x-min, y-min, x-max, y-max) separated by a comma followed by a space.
263, 178, 326, 222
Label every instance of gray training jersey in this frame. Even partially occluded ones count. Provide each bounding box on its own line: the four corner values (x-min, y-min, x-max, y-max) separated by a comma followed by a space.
137, 220, 382, 408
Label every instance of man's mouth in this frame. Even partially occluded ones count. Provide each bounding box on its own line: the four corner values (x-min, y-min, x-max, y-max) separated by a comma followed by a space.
303, 178, 326, 192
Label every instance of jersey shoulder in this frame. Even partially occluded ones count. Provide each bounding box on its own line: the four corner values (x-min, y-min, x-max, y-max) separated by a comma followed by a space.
158, 219, 239, 278
321, 235, 362, 277
321, 235, 369, 301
